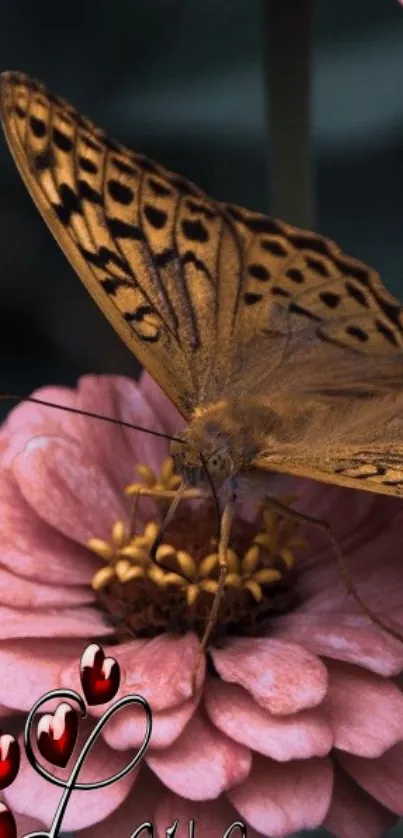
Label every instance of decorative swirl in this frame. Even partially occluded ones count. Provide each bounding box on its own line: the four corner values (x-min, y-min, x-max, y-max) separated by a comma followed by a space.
23, 687, 152, 838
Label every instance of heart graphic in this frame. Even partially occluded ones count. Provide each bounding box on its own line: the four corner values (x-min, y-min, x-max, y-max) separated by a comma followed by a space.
0, 733, 20, 790
80, 643, 120, 706
37, 702, 78, 768
0, 803, 16, 838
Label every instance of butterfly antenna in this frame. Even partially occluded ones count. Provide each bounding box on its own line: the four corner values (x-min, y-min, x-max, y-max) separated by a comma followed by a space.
0, 392, 184, 444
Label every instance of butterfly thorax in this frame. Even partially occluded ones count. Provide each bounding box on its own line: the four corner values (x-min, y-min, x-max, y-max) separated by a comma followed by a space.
170, 400, 272, 490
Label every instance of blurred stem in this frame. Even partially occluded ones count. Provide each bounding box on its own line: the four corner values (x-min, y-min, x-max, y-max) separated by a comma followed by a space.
263, 0, 315, 228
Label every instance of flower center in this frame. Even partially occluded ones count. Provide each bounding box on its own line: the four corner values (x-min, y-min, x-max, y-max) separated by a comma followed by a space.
88, 458, 304, 645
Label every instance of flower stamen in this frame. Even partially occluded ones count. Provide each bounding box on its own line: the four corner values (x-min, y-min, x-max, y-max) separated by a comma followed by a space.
88, 457, 303, 642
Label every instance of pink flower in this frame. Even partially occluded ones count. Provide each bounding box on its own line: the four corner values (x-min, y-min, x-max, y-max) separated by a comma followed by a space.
1, 372, 403, 837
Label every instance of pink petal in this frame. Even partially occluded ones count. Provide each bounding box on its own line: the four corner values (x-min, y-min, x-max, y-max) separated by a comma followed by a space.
211, 637, 328, 714
0, 384, 80, 464
12, 434, 128, 542
0, 471, 99, 585
73, 375, 169, 491
228, 754, 333, 837
300, 532, 403, 617
0, 604, 112, 640
0, 638, 88, 710
204, 678, 332, 761
324, 765, 396, 838
121, 634, 205, 707
147, 711, 251, 800
292, 480, 396, 563
4, 720, 138, 831
273, 612, 403, 676
79, 766, 163, 838
101, 696, 198, 751
13, 809, 47, 836
339, 741, 403, 816
292, 483, 403, 617
322, 661, 403, 757
0, 566, 93, 608
155, 790, 264, 838
62, 634, 204, 713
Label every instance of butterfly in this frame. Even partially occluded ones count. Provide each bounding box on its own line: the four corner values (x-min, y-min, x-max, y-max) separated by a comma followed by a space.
2, 71, 403, 647
2, 68, 403, 493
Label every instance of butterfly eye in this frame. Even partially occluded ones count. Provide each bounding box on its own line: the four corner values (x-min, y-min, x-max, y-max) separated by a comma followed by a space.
207, 450, 232, 483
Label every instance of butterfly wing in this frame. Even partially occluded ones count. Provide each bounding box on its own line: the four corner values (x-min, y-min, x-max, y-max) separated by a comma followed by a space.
2, 71, 403, 498
254, 430, 403, 498
246, 328, 403, 496
0, 71, 249, 417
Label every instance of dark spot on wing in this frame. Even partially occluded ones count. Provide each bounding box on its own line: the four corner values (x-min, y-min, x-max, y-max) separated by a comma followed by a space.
101, 277, 131, 294
286, 268, 304, 283
53, 183, 82, 225
154, 248, 176, 267
226, 206, 280, 235
186, 199, 216, 220
107, 179, 134, 205
345, 281, 369, 308
78, 156, 98, 174
148, 178, 172, 198
14, 104, 26, 119
244, 292, 263, 305
306, 256, 329, 277
34, 148, 53, 172
30, 115, 46, 137
271, 286, 290, 297
52, 127, 73, 152
81, 134, 102, 153
346, 325, 369, 342
144, 204, 168, 229
170, 175, 198, 196
375, 318, 399, 346
78, 244, 128, 273
111, 157, 136, 176
182, 219, 208, 243
288, 234, 329, 255
135, 155, 159, 175
78, 179, 101, 204
261, 239, 287, 257
107, 218, 144, 240
319, 291, 341, 309
248, 264, 271, 282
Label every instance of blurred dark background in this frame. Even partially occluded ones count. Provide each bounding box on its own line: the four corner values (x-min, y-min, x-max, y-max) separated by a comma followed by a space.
1, 2, 403, 837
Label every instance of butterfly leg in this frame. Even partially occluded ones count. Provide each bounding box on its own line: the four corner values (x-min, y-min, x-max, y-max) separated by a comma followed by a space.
126, 485, 202, 501
127, 483, 204, 574
145, 483, 205, 577
191, 487, 237, 693
265, 496, 403, 645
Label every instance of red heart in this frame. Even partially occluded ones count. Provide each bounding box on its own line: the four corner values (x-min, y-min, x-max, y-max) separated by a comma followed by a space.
80, 643, 120, 706
37, 702, 78, 768
0, 733, 20, 790
0, 803, 16, 838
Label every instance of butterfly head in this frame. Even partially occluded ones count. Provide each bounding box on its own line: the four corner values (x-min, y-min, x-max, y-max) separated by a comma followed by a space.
170, 425, 233, 490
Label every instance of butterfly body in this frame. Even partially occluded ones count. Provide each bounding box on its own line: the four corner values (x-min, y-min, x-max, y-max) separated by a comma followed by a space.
170, 399, 260, 490
2, 71, 403, 500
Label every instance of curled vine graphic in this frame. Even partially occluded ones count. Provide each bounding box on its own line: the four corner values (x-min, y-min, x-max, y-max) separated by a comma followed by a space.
0, 643, 152, 838
22, 687, 152, 838
0, 643, 246, 837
